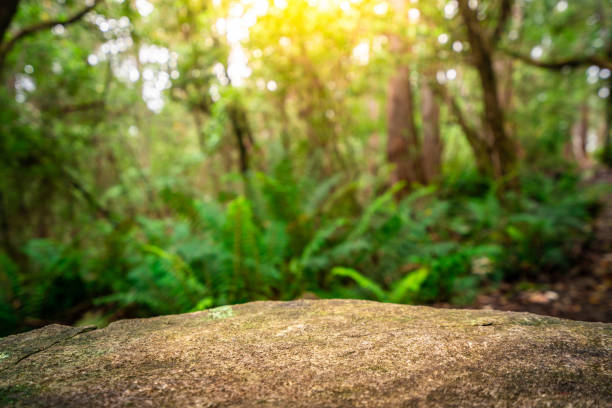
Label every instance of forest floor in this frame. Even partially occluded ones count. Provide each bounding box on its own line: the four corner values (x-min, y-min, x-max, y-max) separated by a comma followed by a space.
436, 167, 612, 323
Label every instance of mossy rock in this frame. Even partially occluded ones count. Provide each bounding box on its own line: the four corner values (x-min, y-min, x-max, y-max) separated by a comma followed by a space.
1, 300, 610, 407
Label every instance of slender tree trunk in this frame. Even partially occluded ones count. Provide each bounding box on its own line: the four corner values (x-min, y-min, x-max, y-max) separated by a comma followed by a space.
386, 65, 424, 188
279, 93, 291, 153
496, 58, 519, 144
603, 41, 612, 165
421, 79, 442, 183
604, 77, 612, 166
495, 58, 514, 111
569, 103, 589, 165
458, 0, 517, 178
497, 0, 520, 114
192, 111, 206, 151
599, 1, 612, 166
228, 103, 253, 175
0, 190, 16, 259
578, 103, 589, 161
604, 105, 612, 166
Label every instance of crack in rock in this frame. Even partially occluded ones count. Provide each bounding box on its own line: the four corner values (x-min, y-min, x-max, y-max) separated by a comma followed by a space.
0, 325, 96, 373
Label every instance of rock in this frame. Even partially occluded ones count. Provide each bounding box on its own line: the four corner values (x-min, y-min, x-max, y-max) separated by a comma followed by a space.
0, 299, 610, 407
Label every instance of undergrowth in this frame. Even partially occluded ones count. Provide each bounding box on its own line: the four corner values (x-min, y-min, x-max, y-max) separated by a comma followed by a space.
0, 165, 601, 335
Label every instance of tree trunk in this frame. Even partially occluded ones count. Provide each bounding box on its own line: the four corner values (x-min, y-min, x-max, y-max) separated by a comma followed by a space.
0, 189, 17, 260
578, 103, 589, 161
602, 40, 612, 166
192, 111, 206, 152
228, 103, 253, 175
569, 103, 589, 165
495, 58, 514, 111
497, 0, 521, 113
421, 79, 442, 183
386, 65, 424, 188
458, 0, 517, 178
604, 77, 612, 166
599, 1, 612, 166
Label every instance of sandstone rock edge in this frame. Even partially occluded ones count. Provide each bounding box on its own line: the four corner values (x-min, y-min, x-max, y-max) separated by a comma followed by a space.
1, 299, 610, 407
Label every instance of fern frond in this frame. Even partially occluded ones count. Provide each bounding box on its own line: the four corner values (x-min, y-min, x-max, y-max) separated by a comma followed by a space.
388, 267, 429, 303
330, 266, 385, 301
347, 182, 403, 241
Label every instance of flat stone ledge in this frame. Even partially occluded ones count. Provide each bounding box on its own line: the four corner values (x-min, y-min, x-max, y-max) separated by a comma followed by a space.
1, 299, 610, 407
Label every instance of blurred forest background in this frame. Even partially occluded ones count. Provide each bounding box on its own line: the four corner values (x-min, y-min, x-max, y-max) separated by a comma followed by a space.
1, 0, 611, 336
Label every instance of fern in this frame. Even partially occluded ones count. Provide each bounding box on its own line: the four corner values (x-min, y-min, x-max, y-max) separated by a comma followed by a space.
225, 197, 263, 299
347, 182, 403, 241
300, 218, 346, 267
330, 266, 429, 304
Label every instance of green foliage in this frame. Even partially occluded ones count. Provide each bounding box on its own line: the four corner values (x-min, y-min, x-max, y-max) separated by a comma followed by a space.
498, 172, 598, 278
0, 253, 20, 335
3, 163, 598, 334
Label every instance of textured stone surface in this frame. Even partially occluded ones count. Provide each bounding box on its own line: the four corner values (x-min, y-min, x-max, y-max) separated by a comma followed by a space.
0, 299, 610, 407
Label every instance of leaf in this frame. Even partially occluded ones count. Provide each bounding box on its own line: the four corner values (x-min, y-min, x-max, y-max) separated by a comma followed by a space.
389, 267, 429, 303
191, 297, 214, 311
505, 225, 524, 240
330, 267, 385, 301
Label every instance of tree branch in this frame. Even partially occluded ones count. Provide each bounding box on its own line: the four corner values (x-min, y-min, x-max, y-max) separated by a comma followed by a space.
62, 169, 118, 226
430, 81, 483, 149
504, 49, 612, 71
0, 0, 102, 67
46, 100, 106, 114
429, 79, 494, 174
0, 0, 20, 45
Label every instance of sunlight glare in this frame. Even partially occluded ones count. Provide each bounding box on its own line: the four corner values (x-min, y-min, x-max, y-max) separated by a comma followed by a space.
408, 8, 420, 21
228, 47, 252, 85
135, 0, 154, 17
530, 46, 543, 59
352, 42, 370, 65
374, 2, 388, 15
444, 0, 458, 19
274, 0, 288, 9
267, 80, 278, 91
555, 0, 568, 12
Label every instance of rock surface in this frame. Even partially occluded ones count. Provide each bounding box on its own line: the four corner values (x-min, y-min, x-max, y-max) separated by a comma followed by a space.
1, 299, 610, 407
